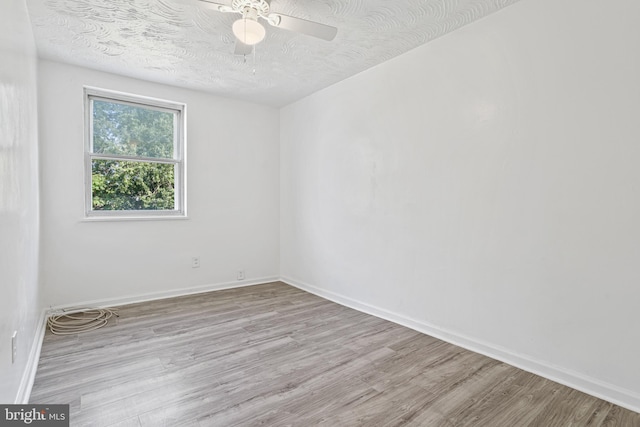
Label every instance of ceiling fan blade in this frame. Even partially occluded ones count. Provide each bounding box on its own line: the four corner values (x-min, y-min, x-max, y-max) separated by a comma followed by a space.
267, 14, 337, 41
234, 40, 253, 55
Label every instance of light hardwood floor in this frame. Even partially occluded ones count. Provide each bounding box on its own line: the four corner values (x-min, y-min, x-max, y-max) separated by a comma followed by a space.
31, 282, 640, 426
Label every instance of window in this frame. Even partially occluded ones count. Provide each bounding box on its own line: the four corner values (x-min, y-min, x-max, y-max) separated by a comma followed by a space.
84, 87, 186, 218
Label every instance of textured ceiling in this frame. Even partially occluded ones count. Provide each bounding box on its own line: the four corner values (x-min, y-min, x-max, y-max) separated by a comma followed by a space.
27, 0, 522, 107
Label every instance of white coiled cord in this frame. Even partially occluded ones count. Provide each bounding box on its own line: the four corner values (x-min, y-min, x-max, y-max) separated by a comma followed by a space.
47, 308, 119, 335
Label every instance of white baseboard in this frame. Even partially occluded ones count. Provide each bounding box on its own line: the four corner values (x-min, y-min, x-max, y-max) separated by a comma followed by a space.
280, 276, 640, 414
15, 309, 48, 404
47, 276, 280, 313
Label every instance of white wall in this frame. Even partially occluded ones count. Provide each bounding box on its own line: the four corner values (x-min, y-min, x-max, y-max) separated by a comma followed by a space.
39, 61, 280, 307
0, 0, 42, 403
281, 0, 640, 410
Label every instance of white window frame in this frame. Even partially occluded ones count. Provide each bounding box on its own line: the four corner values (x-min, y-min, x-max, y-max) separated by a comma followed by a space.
84, 87, 187, 219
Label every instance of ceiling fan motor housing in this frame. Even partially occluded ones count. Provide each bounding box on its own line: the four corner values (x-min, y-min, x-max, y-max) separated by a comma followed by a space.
232, 0, 270, 17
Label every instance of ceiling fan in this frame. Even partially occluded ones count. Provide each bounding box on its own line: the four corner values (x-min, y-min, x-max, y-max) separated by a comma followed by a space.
196, 0, 338, 55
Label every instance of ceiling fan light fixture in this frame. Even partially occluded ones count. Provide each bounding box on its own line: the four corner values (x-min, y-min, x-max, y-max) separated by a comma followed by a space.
232, 17, 266, 45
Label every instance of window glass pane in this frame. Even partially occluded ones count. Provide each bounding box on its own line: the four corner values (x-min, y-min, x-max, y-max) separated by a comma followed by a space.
92, 100, 175, 159
92, 159, 175, 211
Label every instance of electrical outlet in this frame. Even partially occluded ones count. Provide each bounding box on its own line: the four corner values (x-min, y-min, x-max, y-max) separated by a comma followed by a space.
237, 270, 245, 280
11, 331, 17, 364
192, 257, 200, 268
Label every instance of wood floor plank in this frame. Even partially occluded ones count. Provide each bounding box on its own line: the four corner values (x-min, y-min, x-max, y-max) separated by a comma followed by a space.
527, 387, 614, 427
600, 405, 640, 427
30, 282, 640, 426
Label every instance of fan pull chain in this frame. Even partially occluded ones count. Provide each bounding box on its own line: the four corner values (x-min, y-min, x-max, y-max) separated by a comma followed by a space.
253, 46, 256, 75
241, 49, 256, 76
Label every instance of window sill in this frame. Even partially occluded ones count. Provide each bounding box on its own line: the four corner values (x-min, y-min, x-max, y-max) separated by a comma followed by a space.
81, 215, 189, 222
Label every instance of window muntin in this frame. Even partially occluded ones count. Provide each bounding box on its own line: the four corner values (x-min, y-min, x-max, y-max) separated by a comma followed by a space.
85, 88, 186, 218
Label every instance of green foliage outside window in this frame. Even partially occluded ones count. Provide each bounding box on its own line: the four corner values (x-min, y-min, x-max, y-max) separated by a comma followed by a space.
91, 100, 177, 211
